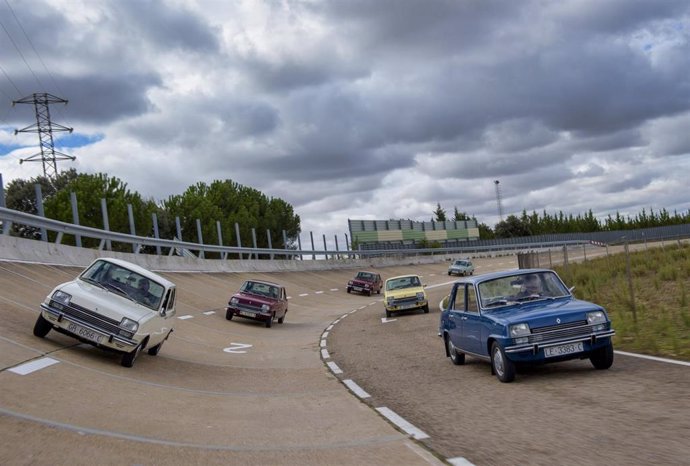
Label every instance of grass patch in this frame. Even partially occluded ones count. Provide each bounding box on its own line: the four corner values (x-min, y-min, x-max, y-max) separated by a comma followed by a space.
555, 243, 690, 361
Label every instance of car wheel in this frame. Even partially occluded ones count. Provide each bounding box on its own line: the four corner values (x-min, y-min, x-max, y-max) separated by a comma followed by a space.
446, 336, 465, 365
225, 309, 233, 320
278, 311, 286, 324
377, 289, 381, 294
590, 344, 614, 370
33, 314, 52, 338
386, 310, 392, 318
367, 290, 372, 296
266, 315, 273, 328
491, 342, 515, 383
347, 287, 351, 293
121, 342, 143, 368
448, 271, 452, 276
147, 339, 165, 356
423, 304, 429, 313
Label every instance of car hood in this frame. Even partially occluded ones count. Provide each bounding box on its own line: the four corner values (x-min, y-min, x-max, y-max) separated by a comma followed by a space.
351, 278, 376, 285
386, 286, 426, 299
56, 280, 154, 323
233, 291, 278, 306
484, 297, 605, 327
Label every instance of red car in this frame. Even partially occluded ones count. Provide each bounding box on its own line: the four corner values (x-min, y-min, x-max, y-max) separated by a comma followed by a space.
226, 280, 288, 328
347, 271, 383, 296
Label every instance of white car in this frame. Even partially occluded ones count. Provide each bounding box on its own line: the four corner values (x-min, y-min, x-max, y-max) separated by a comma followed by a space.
33, 257, 176, 367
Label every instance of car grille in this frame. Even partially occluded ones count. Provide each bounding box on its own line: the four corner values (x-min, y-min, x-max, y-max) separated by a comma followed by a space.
391, 296, 419, 306
50, 300, 121, 334
528, 320, 590, 343
235, 302, 263, 313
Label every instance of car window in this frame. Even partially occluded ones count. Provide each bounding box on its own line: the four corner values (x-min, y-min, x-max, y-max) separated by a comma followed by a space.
467, 286, 478, 313
452, 285, 466, 311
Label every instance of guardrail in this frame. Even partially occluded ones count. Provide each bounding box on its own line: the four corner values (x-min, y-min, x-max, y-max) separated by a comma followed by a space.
1, 206, 592, 261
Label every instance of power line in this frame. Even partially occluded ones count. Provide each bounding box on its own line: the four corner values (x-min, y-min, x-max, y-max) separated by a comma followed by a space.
0, 17, 44, 91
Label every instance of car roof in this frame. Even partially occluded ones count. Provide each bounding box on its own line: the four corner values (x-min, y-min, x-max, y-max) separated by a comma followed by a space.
452, 268, 554, 285
244, 279, 282, 288
356, 270, 377, 274
386, 274, 421, 282
92, 257, 175, 288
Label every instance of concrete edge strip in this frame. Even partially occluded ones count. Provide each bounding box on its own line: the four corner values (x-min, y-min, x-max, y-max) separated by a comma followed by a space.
342, 379, 371, 399
327, 361, 343, 374
375, 407, 429, 440
447, 457, 476, 465
615, 350, 690, 367
8, 357, 60, 375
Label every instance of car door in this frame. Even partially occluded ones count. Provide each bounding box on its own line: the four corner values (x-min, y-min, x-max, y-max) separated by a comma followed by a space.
459, 285, 483, 354
446, 283, 467, 351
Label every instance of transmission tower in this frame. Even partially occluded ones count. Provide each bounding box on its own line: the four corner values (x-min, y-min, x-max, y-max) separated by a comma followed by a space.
13, 92, 75, 183
494, 180, 504, 221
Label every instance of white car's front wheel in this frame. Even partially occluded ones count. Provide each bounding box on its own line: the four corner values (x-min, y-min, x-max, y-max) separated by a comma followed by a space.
121, 342, 143, 368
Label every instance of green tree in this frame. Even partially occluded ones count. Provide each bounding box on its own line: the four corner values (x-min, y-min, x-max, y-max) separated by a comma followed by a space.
433, 203, 447, 222
494, 215, 531, 238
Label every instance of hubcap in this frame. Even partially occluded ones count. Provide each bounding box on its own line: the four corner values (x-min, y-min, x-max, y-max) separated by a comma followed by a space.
493, 348, 504, 376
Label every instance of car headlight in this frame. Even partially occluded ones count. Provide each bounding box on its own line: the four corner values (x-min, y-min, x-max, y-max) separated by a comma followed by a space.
348, 280, 353, 285
416, 292, 426, 300
386, 297, 394, 305
52, 290, 72, 306
510, 323, 530, 344
587, 311, 607, 325
119, 317, 139, 333
261, 304, 270, 312
230, 297, 238, 305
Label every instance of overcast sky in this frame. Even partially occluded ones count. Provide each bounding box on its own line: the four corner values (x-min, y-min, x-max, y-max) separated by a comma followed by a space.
1, 0, 689, 248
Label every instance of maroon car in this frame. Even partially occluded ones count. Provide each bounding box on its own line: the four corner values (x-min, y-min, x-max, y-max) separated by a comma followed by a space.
226, 280, 288, 328
347, 271, 383, 296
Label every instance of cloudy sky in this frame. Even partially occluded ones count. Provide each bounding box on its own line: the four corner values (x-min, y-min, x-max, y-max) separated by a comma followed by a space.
1, 0, 689, 248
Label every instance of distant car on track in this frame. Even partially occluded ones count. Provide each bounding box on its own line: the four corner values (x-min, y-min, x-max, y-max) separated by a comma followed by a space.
448, 259, 474, 276
440, 268, 615, 382
347, 271, 383, 296
226, 280, 288, 328
383, 274, 429, 318
33, 257, 177, 368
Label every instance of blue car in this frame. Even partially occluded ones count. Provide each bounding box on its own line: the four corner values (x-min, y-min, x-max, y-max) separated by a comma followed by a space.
440, 268, 615, 382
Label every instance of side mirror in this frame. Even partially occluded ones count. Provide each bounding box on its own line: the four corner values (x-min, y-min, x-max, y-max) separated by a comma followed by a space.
569, 286, 576, 293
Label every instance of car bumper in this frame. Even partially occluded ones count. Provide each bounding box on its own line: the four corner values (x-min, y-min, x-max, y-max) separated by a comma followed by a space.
385, 300, 428, 311
40, 303, 139, 352
227, 306, 271, 321
503, 330, 615, 363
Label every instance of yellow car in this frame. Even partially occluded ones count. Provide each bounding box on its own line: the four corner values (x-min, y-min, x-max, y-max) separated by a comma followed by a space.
383, 274, 429, 318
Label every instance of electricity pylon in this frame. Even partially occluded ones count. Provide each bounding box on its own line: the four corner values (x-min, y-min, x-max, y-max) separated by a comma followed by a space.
13, 92, 75, 183
494, 180, 504, 222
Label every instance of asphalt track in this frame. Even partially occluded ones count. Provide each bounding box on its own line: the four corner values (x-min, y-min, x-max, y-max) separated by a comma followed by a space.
1, 247, 688, 465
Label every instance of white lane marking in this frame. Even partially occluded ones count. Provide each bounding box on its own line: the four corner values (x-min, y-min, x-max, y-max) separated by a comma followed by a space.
358, 305, 367, 310
343, 379, 371, 399
322, 331, 329, 339
330, 288, 338, 291
287, 296, 292, 300
381, 318, 397, 323
327, 361, 343, 374
9, 358, 60, 375
349, 309, 357, 314
448, 457, 476, 466
299, 293, 309, 297
321, 348, 330, 359
340, 314, 348, 319
375, 407, 429, 440
177, 315, 193, 320
343, 379, 371, 398
616, 350, 690, 367
326, 325, 334, 331
223, 343, 253, 354
203, 311, 215, 315
320, 339, 327, 347
315, 291, 324, 294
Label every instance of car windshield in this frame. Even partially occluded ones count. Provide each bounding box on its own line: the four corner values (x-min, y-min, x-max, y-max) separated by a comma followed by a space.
80, 260, 164, 310
478, 271, 570, 309
241, 281, 279, 299
453, 261, 469, 267
386, 276, 421, 290
356, 272, 373, 280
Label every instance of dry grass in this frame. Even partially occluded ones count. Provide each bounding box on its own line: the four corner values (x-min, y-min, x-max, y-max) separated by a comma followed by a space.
555, 243, 690, 360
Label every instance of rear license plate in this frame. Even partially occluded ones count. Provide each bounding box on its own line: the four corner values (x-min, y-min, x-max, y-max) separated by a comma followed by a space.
67, 322, 103, 344
544, 342, 583, 358
239, 311, 256, 318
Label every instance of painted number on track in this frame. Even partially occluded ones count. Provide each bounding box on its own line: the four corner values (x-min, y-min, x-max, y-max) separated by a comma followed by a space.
223, 342, 253, 354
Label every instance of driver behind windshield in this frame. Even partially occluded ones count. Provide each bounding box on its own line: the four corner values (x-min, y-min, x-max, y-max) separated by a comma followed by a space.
518, 274, 542, 297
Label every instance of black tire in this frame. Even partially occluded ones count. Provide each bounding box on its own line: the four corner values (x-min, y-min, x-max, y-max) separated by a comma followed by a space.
266, 315, 273, 328
225, 309, 233, 320
491, 342, 516, 383
347, 287, 351, 294
33, 314, 52, 338
446, 336, 466, 365
423, 304, 430, 314
377, 289, 381, 295
147, 339, 164, 356
448, 271, 452, 276
590, 344, 614, 370
121, 342, 143, 368
367, 290, 372, 296
278, 311, 286, 324
386, 310, 392, 318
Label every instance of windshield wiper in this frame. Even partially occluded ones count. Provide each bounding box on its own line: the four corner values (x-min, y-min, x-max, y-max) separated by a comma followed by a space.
82, 277, 106, 290
103, 282, 137, 303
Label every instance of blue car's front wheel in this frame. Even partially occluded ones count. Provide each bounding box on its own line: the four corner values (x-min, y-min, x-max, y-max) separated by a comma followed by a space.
491, 342, 516, 383
590, 343, 614, 370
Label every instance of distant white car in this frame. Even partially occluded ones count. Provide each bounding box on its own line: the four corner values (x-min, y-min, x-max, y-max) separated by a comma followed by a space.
33, 257, 177, 367
448, 259, 475, 276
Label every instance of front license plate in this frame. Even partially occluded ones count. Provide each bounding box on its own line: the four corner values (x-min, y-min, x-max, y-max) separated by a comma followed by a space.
239, 311, 256, 318
353, 286, 362, 291
67, 322, 103, 344
544, 342, 583, 358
